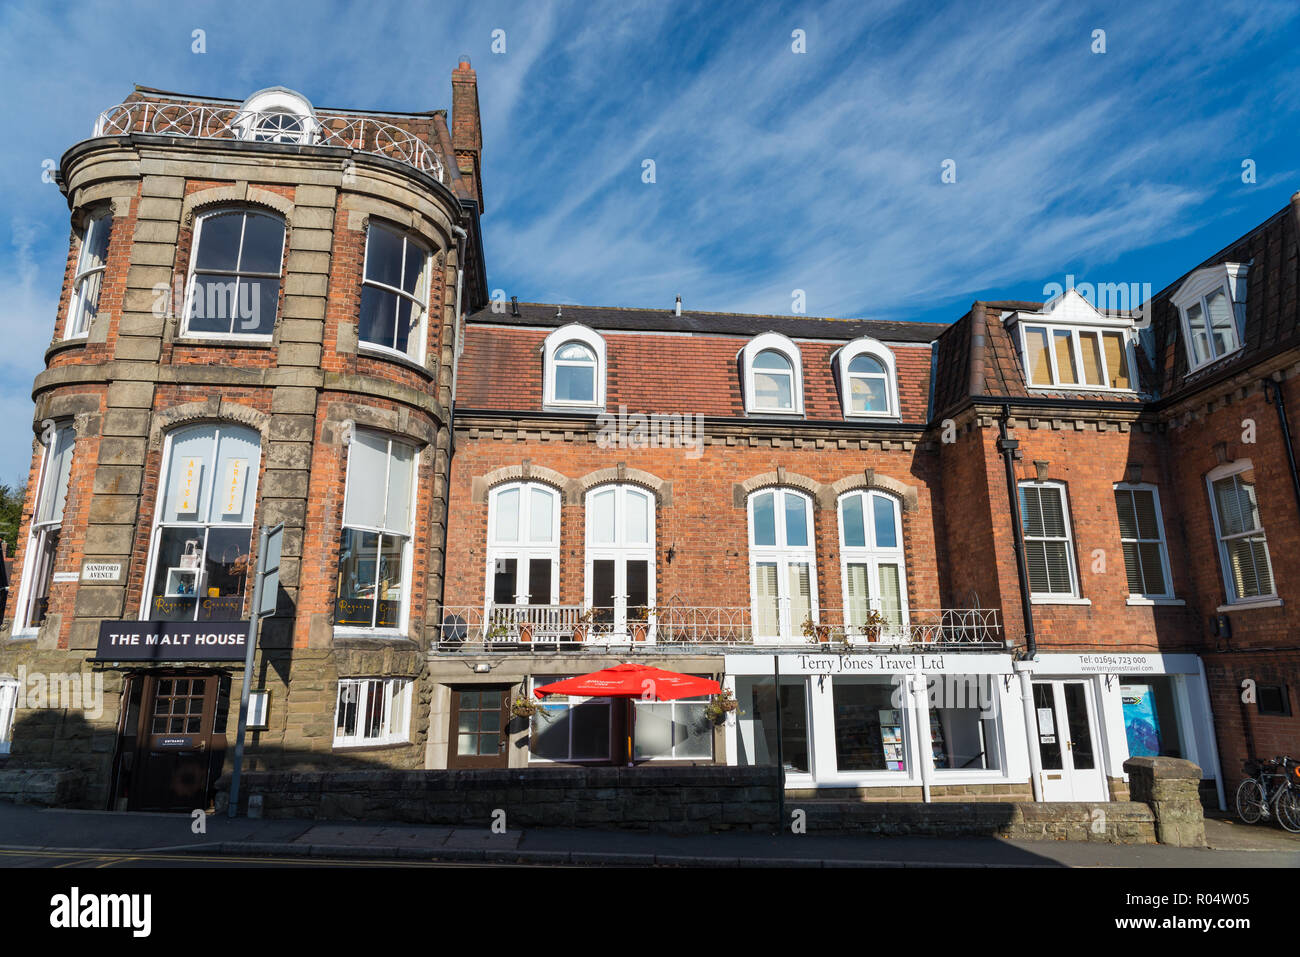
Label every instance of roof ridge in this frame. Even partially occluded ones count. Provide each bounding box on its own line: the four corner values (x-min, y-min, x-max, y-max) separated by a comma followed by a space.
503, 301, 940, 328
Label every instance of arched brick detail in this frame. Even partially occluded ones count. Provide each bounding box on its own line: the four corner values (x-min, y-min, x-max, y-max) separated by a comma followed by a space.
148, 398, 271, 449
820, 469, 920, 513
470, 462, 577, 505
575, 465, 672, 508
181, 184, 294, 225
731, 469, 822, 508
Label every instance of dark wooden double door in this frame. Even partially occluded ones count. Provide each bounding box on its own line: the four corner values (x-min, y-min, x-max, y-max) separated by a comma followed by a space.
114, 671, 229, 812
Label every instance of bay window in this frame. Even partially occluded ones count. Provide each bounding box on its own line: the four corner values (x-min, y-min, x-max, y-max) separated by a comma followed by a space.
336, 430, 417, 632
358, 222, 431, 360
66, 211, 112, 339
14, 423, 75, 633
748, 487, 817, 641
184, 208, 284, 338
1207, 460, 1275, 603
144, 423, 261, 622
838, 490, 907, 637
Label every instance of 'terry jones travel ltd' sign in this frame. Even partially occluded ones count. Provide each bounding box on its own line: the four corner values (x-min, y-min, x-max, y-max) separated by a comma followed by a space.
95, 621, 249, 662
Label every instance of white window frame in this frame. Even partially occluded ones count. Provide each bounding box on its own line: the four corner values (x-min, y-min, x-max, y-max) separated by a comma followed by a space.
335, 429, 419, 637
332, 676, 411, 748
485, 481, 562, 609
741, 332, 804, 415
1113, 483, 1175, 600
527, 675, 612, 763
357, 221, 432, 363
632, 694, 714, 761
542, 323, 606, 410
747, 487, 819, 641
13, 423, 75, 636
836, 490, 909, 638
1016, 322, 1138, 393
1018, 480, 1082, 601
236, 88, 319, 144
1171, 263, 1248, 372
834, 338, 899, 418
139, 423, 263, 623
181, 207, 285, 341
65, 210, 112, 339
927, 674, 1007, 777
0, 677, 17, 755
584, 483, 656, 637
1206, 459, 1277, 605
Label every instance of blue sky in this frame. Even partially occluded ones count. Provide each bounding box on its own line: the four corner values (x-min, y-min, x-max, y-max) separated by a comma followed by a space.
0, 0, 1297, 480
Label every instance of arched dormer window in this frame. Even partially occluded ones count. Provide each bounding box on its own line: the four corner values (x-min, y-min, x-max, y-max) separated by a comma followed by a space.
834, 338, 899, 418
741, 333, 804, 415
237, 88, 318, 144
543, 324, 606, 410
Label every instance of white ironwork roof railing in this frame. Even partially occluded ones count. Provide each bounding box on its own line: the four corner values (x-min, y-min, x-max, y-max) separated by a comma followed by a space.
91, 101, 446, 183
435, 604, 1005, 653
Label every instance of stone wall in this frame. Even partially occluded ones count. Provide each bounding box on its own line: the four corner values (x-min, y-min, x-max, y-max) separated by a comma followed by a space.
1123, 756, 1207, 847
215, 766, 781, 832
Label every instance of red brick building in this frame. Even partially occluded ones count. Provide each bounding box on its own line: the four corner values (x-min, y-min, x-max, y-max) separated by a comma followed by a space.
1, 64, 1296, 814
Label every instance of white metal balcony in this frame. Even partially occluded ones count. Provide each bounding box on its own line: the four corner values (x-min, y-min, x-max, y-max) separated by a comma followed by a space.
91, 101, 446, 182
435, 604, 1004, 653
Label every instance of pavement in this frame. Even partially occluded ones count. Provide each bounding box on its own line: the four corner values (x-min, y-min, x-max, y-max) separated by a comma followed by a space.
1, 802, 1297, 867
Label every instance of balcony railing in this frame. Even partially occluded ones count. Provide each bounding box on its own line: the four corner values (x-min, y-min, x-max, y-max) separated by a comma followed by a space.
91, 102, 446, 182
435, 604, 1003, 652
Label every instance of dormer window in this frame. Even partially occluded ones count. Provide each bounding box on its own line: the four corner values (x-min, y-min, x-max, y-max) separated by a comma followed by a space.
835, 338, 899, 418
236, 88, 317, 145
741, 333, 804, 415
543, 324, 606, 410
1008, 290, 1137, 393
1171, 263, 1248, 371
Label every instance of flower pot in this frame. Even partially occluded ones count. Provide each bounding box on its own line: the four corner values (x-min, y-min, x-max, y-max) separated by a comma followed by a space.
816, 625, 831, 643
865, 626, 881, 643
632, 623, 648, 642
572, 625, 585, 643
519, 623, 533, 643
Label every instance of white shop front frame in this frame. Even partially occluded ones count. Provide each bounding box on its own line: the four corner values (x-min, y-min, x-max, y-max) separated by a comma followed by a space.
722, 652, 1030, 794
721, 650, 1223, 807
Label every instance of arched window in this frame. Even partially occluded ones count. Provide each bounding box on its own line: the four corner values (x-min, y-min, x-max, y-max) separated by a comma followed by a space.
183, 208, 285, 339
543, 324, 606, 409
66, 210, 112, 339
741, 333, 804, 414
143, 423, 262, 622
835, 338, 899, 418
837, 490, 908, 637
237, 88, 317, 144
748, 487, 817, 640
585, 484, 655, 637
486, 481, 561, 607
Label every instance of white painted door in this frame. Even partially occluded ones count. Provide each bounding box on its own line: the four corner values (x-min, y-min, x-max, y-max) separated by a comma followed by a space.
1032, 680, 1107, 801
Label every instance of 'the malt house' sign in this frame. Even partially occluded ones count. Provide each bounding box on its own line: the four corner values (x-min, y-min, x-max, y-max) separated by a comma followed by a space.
95, 621, 249, 662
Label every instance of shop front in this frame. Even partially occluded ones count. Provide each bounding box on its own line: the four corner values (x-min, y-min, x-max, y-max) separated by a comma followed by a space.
722, 650, 1223, 806
94, 620, 247, 811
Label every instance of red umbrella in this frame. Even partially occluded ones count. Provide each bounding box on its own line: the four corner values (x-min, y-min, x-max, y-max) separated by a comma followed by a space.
533, 663, 720, 700
533, 664, 722, 766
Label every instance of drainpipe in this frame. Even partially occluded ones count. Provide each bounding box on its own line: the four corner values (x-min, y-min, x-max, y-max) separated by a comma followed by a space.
910, 674, 934, 803
998, 405, 1044, 800
1262, 377, 1300, 521
438, 224, 468, 624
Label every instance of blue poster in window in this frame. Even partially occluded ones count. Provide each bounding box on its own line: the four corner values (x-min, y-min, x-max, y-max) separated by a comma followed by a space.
1121, 684, 1161, 757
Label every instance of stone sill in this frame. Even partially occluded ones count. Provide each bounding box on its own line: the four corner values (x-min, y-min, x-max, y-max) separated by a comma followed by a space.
1031, 597, 1092, 606
1126, 597, 1186, 606
1216, 598, 1283, 613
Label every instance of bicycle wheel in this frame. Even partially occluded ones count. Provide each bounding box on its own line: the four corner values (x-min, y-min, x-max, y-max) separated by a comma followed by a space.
1275, 788, 1300, 834
1236, 778, 1265, 824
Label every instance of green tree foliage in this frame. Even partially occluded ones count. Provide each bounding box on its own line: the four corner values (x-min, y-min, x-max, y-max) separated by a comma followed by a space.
0, 482, 25, 554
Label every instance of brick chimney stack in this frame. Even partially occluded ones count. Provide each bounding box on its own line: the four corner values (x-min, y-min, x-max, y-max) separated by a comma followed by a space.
452, 57, 484, 213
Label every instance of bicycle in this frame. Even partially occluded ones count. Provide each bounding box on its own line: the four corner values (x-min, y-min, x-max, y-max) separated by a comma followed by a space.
1236, 755, 1300, 833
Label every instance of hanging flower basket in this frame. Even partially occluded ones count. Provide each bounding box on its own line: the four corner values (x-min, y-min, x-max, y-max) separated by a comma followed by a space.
509, 694, 538, 719
704, 689, 738, 725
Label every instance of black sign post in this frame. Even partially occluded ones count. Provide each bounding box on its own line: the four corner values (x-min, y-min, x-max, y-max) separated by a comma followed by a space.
228, 523, 282, 819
